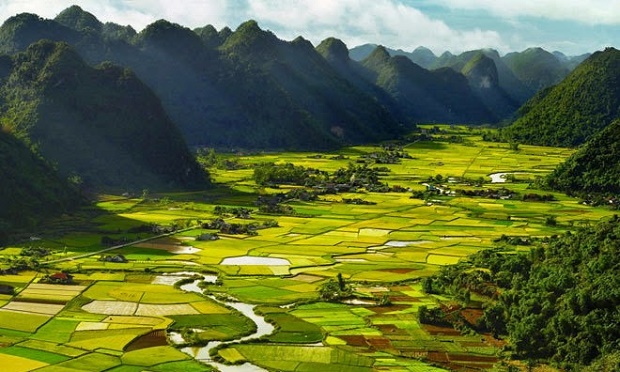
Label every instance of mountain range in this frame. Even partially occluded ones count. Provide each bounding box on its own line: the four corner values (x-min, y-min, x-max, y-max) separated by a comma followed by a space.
1, 5, 618, 235
0, 5, 588, 153
351, 44, 588, 107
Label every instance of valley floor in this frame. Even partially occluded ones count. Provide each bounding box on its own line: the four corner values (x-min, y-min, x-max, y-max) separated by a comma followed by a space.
0, 126, 611, 371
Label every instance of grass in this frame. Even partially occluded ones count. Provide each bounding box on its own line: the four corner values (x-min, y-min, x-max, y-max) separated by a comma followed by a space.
47, 352, 121, 371
168, 313, 254, 341
120, 346, 189, 366
17, 339, 87, 357
31, 319, 79, 343
0, 345, 70, 364
229, 345, 374, 371
150, 360, 216, 371
0, 354, 48, 372
262, 310, 323, 343
0, 310, 50, 333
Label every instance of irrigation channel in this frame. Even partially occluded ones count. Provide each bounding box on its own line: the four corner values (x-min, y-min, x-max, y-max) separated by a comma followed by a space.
159, 272, 274, 371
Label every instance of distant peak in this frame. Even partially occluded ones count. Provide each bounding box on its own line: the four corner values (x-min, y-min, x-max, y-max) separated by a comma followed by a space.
236, 20, 261, 33
370, 45, 390, 59
413, 46, 434, 54
55, 5, 102, 32
316, 37, 349, 61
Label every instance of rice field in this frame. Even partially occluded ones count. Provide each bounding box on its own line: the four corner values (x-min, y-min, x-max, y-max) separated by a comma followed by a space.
0, 126, 614, 371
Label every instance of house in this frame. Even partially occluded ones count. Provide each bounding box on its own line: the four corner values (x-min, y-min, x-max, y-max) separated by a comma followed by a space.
44, 272, 74, 284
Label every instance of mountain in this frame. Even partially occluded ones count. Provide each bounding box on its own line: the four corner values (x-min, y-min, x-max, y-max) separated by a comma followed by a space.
0, 12, 79, 54
547, 119, 620, 194
0, 7, 407, 149
350, 44, 438, 69
502, 47, 569, 93
0, 40, 208, 190
505, 48, 620, 147
349, 43, 377, 61
433, 49, 533, 105
316, 37, 409, 125
553, 51, 591, 71
0, 130, 81, 243
217, 21, 404, 147
54, 5, 103, 32
361, 46, 495, 124
461, 53, 519, 119
408, 47, 437, 69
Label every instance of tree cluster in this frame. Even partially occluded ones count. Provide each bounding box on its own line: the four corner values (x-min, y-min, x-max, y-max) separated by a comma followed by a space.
422, 216, 620, 369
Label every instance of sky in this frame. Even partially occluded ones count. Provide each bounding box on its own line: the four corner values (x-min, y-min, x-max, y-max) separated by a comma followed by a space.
0, 0, 617, 56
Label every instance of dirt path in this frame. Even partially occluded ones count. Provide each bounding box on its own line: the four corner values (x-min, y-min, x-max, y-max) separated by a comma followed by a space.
43, 226, 199, 265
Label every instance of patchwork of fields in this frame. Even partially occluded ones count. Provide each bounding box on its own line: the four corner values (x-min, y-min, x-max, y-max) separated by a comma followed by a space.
0, 127, 612, 371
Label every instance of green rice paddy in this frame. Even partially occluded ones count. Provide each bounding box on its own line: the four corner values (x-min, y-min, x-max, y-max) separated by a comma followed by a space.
0, 126, 612, 371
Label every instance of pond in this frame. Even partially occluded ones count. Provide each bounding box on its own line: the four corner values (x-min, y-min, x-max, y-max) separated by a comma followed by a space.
488, 172, 528, 183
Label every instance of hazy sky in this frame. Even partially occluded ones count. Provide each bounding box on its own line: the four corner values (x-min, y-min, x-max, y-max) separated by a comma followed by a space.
0, 0, 617, 55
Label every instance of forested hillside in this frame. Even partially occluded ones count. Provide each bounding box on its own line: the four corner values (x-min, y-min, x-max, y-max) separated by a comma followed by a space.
0, 40, 207, 190
422, 216, 620, 370
505, 48, 620, 147
0, 130, 81, 243
361, 46, 495, 124
0, 7, 407, 149
0, 6, 577, 150
547, 119, 620, 194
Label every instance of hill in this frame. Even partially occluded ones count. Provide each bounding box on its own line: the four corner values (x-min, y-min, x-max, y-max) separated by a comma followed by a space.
361, 46, 495, 124
0, 130, 81, 243
505, 48, 620, 147
434, 49, 532, 105
350, 44, 438, 69
546, 119, 620, 195
316, 37, 410, 126
0, 40, 208, 190
0, 8, 406, 150
502, 47, 569, 93
217, 21, 404, 147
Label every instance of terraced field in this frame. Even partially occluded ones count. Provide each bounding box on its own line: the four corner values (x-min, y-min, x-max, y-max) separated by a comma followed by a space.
0, 126, 613, 371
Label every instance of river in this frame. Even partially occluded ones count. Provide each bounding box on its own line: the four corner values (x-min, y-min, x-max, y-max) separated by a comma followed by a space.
158, 273, 274, 371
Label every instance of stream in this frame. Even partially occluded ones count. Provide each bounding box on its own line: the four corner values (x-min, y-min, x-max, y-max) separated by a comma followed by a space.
159, 273, 274, 372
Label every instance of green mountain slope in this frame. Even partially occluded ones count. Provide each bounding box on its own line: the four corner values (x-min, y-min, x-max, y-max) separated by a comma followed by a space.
460, 53, 519, 119
25, 8, 405, 149
218, 21, 404, 146
0, 130, 80, 242
505, 48, 620, 147
547, 119, 620, 194
361, 46, 495, 124
433, 49, 532, 105
502, 47, 569, 93
0, 40, 208, 190
316, 38, 410, 126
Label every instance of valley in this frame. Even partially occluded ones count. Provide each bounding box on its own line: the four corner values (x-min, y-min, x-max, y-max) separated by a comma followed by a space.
0, 5, 618, 371
0, 126, 614, 371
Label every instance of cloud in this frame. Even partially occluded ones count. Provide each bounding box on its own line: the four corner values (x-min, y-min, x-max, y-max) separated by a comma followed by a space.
0, 0, 505, 53
0, 0, 234, 30
245, 0, 505, 53
434, 0, 620, 25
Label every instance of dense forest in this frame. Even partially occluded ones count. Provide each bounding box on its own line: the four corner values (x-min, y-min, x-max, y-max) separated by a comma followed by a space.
421, 217, 620, 370
0, 40, 208, 191
546, 118, 620, 195
505, 47, 620, 147
0, 130, 81, 244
